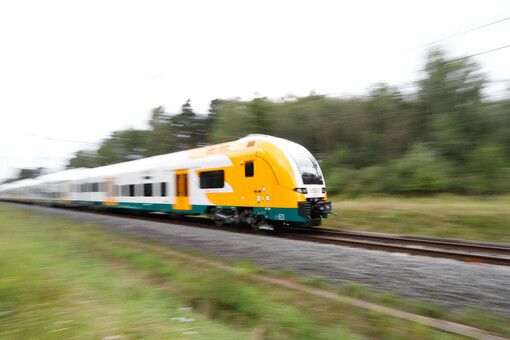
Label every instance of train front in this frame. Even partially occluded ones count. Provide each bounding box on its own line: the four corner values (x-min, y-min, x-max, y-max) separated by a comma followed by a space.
280, 139, 333, 227
250, 135, 333, 227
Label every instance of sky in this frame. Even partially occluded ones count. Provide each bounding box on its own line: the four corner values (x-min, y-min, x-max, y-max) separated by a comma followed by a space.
1, 0, 510, 182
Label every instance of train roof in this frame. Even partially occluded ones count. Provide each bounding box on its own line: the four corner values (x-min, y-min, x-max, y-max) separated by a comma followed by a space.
0, 135, 323, 189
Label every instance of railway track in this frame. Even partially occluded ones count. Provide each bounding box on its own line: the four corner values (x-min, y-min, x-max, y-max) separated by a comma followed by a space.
280, 226, 510, 266
93, 207, 510, 267
6, 201, 510, 267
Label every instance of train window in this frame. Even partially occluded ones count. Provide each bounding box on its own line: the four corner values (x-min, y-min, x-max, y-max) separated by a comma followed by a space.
245, 162, 254, 177
144, 183, 152, 197
92, 183, 99, 192
121, 185, 129, 196
200, 170, 224, 189
160, 182, 167, 196
129, 184, 135, 197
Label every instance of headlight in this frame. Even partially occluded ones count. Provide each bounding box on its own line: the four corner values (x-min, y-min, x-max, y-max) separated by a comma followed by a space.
293, 188, 308, 194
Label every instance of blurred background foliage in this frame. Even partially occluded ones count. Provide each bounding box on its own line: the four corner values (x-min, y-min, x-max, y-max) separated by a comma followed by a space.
59, 49, 510, 195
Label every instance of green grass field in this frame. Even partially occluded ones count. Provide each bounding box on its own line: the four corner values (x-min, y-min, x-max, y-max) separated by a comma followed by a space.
325, 195, 510, 243
1, 204, 508, 339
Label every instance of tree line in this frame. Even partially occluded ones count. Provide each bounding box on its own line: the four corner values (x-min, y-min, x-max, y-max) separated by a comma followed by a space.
7, 49, 510, 194
208, 51, 510, 195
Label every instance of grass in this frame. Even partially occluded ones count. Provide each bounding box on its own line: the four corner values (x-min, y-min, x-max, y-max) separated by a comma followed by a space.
337, 282, 510, 337
0, 209, 248, 339
1, 204, 504, 339
324, 194, 510, 243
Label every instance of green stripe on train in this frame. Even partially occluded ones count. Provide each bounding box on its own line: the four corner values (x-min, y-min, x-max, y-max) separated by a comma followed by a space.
55, 200, 309, 223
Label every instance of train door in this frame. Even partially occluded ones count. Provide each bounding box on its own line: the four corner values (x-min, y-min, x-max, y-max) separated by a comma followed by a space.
58, 183, 67, 203
246, 159, 273, 209
255, 159, 274, 209
242, 160, 256, 207
104, 178, 117, 206
245, 158, 274, 224
174, 170, 191, 211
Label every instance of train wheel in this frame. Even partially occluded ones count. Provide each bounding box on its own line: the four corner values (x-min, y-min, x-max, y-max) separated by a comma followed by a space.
251, 216, 275, 231
250, 216, 263, 230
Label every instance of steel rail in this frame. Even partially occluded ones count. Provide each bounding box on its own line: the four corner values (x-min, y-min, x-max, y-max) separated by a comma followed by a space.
96, 208, 510, 267
276, 232, 510, 266
286, 226, 510, 254
4, 201, 510, 267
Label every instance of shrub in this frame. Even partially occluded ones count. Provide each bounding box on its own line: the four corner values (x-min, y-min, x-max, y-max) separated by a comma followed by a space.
390, 143, 452, 193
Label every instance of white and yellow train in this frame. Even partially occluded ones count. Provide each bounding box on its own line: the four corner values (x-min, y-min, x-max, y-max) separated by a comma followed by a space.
0, 135, 332, 228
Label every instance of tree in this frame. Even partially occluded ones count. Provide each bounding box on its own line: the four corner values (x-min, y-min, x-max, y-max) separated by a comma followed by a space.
210, 100, 255, 143
172, 99, 198, 151
67, 150, 102, 168
416, 49, 486, 162
365, 84, 412, 163
96, 129, 149, 165
248, 97, 273, 135
145, 106, 177, 156
391, 143, 451, 193
2, 167, 45, 183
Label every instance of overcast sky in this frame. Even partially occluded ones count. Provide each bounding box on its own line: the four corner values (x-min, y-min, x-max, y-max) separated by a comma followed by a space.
1, 0, 509, 181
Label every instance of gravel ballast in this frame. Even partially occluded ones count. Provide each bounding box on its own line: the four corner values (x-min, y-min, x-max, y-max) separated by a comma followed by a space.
5, 202, 510, 317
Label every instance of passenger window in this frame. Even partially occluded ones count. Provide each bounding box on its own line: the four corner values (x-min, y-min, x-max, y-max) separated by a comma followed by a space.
92, 183, 99, 192
200, 170, 224, 189
245, 162, 254, 177
161, 182, 167, 196
144, 183, 153, 197
129, 184, 135, 197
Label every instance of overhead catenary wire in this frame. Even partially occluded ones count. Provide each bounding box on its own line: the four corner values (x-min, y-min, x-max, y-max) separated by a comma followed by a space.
26, 133, 98, 145
414, 43, 510, 74
401, 16, 510, 54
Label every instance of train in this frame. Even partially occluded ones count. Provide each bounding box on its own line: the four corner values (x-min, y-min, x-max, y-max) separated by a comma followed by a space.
0, 134, 332, 229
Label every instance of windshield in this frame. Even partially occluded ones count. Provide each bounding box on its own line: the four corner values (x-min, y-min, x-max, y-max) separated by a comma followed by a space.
292, 151, 323, 185
278, 138, 323, 185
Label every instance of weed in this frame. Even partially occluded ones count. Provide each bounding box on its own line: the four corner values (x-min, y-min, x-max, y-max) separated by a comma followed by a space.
340, 282, 373, 299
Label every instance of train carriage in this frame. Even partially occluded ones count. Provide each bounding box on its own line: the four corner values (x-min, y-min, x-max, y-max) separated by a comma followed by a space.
0, 135, 333, 228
